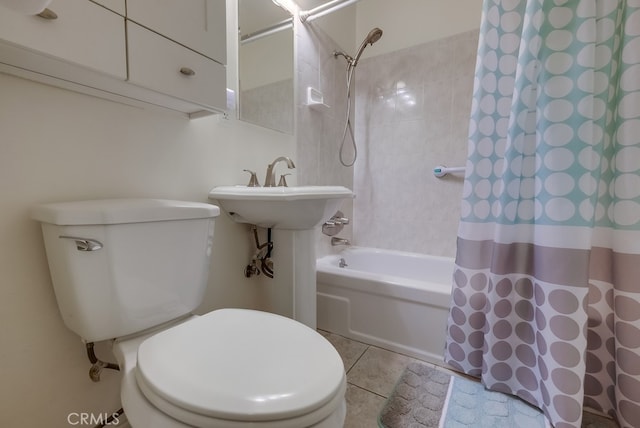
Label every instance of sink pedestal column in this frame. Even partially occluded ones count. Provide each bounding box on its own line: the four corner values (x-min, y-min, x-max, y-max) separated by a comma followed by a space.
271, 229, 317, 329
207, 185, 353, 330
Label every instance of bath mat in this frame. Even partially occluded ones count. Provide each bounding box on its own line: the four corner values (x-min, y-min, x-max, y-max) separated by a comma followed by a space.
379, 363, 620, 428
379, 362, 547, 428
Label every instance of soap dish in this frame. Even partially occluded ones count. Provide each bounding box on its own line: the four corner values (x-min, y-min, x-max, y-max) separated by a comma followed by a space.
306, 87, 330, 110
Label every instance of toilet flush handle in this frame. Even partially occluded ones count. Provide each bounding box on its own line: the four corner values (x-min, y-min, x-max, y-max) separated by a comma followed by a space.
59, 236, 103, 252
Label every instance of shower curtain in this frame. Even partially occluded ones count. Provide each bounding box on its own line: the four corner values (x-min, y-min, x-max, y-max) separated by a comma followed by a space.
444, 1, 640, 427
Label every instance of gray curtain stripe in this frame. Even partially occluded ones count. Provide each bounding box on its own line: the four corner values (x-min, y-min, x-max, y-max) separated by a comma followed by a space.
456, 240, 640, 292
590, 247, 640, 293
456, 238, 590, 288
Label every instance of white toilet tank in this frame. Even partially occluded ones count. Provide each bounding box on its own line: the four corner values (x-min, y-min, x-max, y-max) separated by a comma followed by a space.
32, 199, 220, 342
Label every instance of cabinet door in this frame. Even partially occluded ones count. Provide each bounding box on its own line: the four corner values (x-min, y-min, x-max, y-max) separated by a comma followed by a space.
0, 0, 126, 79
126, 0, 226, 64
127, 22, 226, 111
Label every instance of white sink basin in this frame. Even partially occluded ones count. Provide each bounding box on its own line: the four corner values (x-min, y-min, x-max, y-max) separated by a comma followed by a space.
208, 185, 353, 230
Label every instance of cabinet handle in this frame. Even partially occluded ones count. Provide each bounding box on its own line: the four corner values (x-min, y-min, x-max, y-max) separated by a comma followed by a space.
37, 8, 58, 20
179, 67, 196, 76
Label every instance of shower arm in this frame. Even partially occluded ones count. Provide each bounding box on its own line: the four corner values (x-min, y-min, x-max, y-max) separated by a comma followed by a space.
333, 50, 354, 64
335, 28, 383, 67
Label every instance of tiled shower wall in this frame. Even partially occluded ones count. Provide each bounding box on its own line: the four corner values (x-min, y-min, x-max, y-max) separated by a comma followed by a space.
295, 20, 355, 257
240, 78, 294, 134
295, 23, 479, 258
353, 30, 479, 257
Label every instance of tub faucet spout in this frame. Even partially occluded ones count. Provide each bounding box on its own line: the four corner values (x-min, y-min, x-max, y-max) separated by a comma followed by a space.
264, 156, 295, 187
331, 237, 351, 246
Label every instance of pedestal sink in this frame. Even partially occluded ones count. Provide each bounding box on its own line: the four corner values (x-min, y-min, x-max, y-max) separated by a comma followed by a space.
208, 185, 352, 229
208, 185, 353, 328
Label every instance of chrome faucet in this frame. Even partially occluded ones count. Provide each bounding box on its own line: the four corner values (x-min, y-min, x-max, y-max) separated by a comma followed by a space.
331, 237, 351, 246
264, 156, 295, 187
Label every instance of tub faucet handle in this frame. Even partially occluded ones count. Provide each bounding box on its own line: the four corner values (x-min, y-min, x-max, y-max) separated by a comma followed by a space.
333, 216, 349, 225
323, 210, 349, 236
329, 211, 349, 225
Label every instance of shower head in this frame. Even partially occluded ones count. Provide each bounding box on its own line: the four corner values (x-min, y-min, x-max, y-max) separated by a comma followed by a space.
334, 27, 383, 67
352, 27, 383, 66
365, 27, 384, 44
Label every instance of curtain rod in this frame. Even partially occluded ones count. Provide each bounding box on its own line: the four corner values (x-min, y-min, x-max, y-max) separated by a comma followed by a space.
241, 0, 360, 44
240, 17, 293, 45
300, 0, 360, 23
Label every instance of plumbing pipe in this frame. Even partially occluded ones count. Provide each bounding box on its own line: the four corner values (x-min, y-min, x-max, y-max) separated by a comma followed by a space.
86, 342, 119, 382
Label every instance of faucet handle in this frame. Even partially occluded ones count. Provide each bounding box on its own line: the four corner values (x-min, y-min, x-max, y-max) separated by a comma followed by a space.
277, 173, 291, 187
322, 210, 349, 236
333, 216, 349, 225
243, 169, 260, 187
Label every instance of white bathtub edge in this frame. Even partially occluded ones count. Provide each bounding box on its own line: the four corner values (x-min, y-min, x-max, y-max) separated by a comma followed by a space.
316, 247, 455, 366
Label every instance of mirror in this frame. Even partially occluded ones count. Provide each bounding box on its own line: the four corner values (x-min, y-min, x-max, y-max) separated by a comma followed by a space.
238, 0, 294, 135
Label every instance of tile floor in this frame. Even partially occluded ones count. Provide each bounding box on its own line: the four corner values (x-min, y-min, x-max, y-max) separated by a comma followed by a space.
318, 330, 438, 428
319, 330, 620, 428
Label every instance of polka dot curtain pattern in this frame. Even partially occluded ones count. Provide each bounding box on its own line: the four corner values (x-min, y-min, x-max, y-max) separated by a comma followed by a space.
444, 1, 640, 427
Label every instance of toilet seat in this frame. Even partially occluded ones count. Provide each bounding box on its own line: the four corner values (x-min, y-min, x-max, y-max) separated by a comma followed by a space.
134, 309, 346, 427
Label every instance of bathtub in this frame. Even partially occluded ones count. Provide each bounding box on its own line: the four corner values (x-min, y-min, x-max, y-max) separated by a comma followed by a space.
316, 247, 454, 364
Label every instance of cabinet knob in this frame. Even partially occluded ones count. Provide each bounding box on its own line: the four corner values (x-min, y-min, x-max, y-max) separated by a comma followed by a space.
36, 8, 58, 20
179, 67, 196, 76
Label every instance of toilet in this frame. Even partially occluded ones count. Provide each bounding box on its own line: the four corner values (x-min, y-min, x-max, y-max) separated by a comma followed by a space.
31, 199, 346, 428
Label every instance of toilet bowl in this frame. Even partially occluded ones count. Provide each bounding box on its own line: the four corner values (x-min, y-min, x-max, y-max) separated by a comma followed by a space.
31, 199, 347, 427
113, 309, 347, 428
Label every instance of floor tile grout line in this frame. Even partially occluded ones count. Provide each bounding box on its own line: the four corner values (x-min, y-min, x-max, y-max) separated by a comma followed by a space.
347, 382, 390, 400
345, 344, 370, 375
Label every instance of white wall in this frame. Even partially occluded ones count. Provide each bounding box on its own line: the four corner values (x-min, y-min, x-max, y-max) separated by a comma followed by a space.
356, 0, 482, 58
297, 0, 357, 54
0, 2, 297, 423
239, 30, 293, 90
0, 71, 294, 427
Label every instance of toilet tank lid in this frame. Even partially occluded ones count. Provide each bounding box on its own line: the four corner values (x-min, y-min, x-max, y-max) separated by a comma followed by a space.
31, 199, 220, 225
